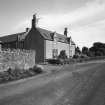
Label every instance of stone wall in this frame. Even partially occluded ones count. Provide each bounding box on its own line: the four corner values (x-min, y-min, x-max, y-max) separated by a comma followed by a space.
0, 49, 35, 71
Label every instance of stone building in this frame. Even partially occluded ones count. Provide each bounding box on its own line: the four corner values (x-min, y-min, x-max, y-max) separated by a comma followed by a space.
0, 15, 76, 63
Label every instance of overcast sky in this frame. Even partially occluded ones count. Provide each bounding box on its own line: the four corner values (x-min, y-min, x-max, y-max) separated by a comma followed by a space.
0, 0, 105, 48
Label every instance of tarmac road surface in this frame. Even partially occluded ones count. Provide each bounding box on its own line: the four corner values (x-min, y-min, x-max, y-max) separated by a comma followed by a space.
0, 60, 105, 105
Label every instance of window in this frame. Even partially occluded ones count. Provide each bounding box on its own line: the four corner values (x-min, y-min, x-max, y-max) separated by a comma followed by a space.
52, 49, 58, 58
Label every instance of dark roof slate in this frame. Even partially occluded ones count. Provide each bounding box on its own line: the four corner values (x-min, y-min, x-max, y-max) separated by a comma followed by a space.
37, 28, 53, 40
37, 28, 68, 43
0, 32, 26, 43
0, 27, 75, 45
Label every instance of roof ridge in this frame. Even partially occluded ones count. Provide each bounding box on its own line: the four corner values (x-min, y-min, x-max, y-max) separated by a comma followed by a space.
37, 27, 67, 37
37, 27, 69, 43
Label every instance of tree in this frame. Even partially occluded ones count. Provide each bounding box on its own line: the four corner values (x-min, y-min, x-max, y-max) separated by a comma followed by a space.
89, 42, 105, 57
58, 50, 67, 59
75, 46, 81, 55
82, 47, 89, 55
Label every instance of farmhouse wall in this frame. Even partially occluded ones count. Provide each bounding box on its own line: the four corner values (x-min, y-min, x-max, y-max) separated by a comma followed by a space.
70, 45, 75, 57
45, 40, 53, 59
0, 49, 35, 71
45, 40, 70, 59
57, 42, 70, 57
24, 28, 44, 63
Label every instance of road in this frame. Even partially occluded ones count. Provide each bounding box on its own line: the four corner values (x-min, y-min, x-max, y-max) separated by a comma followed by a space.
0, 60, 105, 105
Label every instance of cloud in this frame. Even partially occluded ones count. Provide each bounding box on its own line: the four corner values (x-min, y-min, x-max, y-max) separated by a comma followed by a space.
38, 0, 105, 29
14, 0, 105, 31
13, 0, 105, 48
13, 17, 31, 33
71, 19, 105, 48
38, 0, 105, 48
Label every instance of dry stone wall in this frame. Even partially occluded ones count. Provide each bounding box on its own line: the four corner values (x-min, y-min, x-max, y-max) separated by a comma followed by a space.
0, 49, 35, 71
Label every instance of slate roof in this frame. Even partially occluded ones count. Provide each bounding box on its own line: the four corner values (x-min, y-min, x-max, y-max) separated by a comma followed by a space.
37, 28, 53, 40
37, 28, 69, 43
0, 27, 75, 45
0, 32, 26, 43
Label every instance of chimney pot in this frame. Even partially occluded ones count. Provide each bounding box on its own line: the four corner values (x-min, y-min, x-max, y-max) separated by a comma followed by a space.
32, 14, 36, 28
26, 28, 29, 32
64, 27, 68, 36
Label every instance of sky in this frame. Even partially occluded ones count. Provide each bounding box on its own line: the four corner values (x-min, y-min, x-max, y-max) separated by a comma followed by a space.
0, 0, 105, 48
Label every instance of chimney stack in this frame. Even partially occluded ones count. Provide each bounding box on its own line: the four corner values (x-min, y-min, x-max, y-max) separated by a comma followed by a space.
32, 14, 36, 28
64, 27, 68, 36
26, 28, 29, 32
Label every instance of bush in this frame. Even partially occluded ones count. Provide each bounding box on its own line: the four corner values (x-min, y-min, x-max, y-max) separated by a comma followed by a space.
32, 66, 43, 74
0, 71, 10, 82
7, 68, 23, 80
0, 65, 44, 84
73, 54, 79, 59
58, 50, 67, 59
24, 70, 35, 76
47, 59, 63, 65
